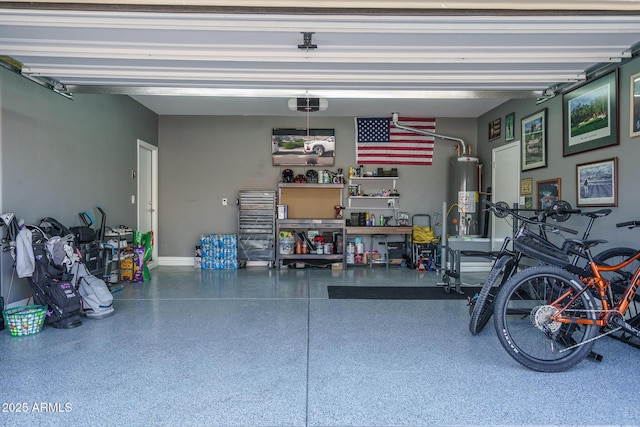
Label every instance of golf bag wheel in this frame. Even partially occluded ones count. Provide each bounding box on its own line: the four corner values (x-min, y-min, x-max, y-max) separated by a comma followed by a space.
493, 265, 598, 372
442, 275, 451, 293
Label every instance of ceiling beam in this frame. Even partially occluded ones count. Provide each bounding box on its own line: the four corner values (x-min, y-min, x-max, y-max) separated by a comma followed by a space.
65, 85, 541, 99
2, 1, 640, 14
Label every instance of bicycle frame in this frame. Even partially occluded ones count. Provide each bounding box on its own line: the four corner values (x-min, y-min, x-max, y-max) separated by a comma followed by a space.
551, 251, 640, 327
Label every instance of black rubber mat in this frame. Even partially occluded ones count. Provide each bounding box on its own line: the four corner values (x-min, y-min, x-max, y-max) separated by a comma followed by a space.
327, 286, 483, 300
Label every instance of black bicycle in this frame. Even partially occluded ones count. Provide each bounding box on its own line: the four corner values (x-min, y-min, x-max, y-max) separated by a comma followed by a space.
492, 220, 640, 372
468, 200, 631, 335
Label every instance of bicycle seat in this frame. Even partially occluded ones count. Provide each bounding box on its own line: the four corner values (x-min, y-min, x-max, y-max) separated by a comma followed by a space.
564, 238, 607, 250
581, 209, 611, 218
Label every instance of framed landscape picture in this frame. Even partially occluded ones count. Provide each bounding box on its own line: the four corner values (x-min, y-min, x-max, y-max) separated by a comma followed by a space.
576, 157, 618, 207
563, 70, 619, 156
521, 109, 547, 171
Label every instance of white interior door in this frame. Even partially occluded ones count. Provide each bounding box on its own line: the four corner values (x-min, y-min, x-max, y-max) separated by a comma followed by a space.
491, 141, 520, 251
137, 140, 158, 267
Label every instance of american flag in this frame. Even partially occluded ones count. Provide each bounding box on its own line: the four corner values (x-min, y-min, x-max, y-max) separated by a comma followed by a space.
355, 117, 436, 165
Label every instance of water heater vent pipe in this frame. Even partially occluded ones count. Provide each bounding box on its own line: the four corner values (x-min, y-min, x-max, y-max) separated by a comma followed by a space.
391, 112, 468, 156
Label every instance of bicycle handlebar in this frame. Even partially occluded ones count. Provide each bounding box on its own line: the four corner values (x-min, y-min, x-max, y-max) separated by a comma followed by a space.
484, 200, 578, 235
616, 220, 640, 229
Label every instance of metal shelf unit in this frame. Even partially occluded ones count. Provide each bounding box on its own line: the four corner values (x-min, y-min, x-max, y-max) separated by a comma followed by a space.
275, 218, 346, 268
237, 190, 276, 265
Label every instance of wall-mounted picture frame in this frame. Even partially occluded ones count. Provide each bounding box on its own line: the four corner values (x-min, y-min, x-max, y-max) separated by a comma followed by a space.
576, 157, 618, 207
272, 128, 335, 166
504, 112, 515, 142
630, 72, 640, 137
521, 108, 547, 171
523, 195, 534, 209
537, 178, 561, 210
489, 118, 501, 141
520, 177, 533, 195
563, 70, 619, 156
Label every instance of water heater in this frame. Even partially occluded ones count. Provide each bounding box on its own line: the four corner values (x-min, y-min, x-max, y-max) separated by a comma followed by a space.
448, 155, 481, 237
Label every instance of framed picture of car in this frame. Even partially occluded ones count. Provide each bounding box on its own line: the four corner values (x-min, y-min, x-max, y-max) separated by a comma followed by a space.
521, 108, 547, 171
272, 128, 335, 166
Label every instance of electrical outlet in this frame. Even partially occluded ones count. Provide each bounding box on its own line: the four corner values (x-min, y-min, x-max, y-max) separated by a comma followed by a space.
222, 198, 228, 206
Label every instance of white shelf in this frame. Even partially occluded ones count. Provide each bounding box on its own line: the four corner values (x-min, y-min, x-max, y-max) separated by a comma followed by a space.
348, 196, 399, 199
348, 176, 398, 180
346, 176, 400, 210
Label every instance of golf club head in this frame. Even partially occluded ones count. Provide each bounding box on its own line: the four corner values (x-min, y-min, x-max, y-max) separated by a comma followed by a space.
0, 212, 15, 227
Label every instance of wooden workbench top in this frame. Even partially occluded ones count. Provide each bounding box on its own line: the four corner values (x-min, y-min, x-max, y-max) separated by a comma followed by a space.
346, 226, 412, 235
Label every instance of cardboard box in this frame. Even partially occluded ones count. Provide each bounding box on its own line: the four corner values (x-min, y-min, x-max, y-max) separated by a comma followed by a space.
331, 262, 343, 270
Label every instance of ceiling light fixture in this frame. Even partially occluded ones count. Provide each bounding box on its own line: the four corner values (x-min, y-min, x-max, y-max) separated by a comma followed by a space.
287, 97, 328, 112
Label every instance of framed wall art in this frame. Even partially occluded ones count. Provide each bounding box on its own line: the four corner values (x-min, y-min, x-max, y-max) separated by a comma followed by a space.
521, 108, 547, 171
272, 128, 335, 166
537, 178, 561, 210
563, 70, 619, 156
520, 177, 533, 195
504, 112, 515, 142
630, 72, 640, 137
523, 195, 534, 209
489, 117, 501, 141
576, 157, 618, 207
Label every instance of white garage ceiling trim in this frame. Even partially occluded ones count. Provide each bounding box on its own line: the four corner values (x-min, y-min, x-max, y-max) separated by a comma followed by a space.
2, 4, 640, 117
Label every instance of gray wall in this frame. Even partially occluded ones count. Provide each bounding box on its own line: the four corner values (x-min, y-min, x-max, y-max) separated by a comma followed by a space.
158, 115, 477, 257
475, 57, 640, 251
9, 52, 640, 301
0, 67, 158, 303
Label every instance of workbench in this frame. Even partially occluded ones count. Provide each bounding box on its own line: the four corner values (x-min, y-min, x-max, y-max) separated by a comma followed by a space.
346, 226, 413, 267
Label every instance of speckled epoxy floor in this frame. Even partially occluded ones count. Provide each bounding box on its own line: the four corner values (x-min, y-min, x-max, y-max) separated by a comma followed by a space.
1, 266, 638, 426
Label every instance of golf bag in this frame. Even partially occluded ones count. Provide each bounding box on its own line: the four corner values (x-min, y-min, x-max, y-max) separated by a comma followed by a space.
71, 262, 114, 319
29, 234, 83, 329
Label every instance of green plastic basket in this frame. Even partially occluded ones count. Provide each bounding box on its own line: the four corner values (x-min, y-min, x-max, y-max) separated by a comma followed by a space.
2, 305, 47, 337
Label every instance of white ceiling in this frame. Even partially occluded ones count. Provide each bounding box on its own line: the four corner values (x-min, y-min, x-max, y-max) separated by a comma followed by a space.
2, 2, 640, 117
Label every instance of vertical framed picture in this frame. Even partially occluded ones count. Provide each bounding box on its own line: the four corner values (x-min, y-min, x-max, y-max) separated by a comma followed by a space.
520, 177, 533, 195
489, 118, 501, 141
537, 178, 561, 210
523, 196, 534, 209
630, 72, 640, 137
505, 112, 515, 142
576, 157, 618, 207
563, 70, 619, 156
521, 108, 547, 171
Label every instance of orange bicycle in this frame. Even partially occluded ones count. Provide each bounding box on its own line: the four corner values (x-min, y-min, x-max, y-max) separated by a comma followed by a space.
493, 220, 640, 372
